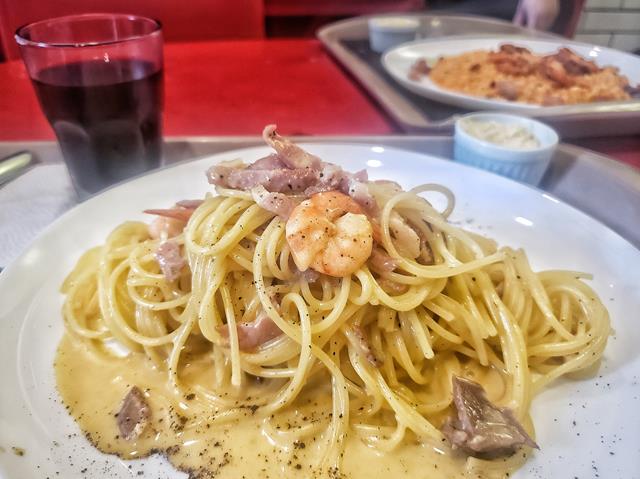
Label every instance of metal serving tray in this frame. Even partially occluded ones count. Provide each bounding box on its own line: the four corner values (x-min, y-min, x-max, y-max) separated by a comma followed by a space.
317, 14, 640, 138
1, 136, 638, 250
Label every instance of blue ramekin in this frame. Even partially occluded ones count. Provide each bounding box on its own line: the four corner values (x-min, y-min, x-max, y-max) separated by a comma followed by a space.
454, 113, 559, 185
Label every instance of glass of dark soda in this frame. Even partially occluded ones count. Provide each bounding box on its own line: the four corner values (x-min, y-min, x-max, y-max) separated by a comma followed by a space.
16, 14, 163, 199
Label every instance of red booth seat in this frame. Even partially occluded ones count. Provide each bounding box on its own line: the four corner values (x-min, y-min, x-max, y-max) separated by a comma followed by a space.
0, 0, 264, 60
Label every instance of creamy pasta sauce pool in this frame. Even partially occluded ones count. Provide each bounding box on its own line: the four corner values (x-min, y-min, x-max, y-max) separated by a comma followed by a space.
55, 334, 515, 479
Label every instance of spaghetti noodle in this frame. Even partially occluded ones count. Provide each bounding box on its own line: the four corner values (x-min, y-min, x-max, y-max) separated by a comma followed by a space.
56, 128, 610, 478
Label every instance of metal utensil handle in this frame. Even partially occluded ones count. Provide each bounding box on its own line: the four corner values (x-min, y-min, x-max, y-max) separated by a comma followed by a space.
0, 151, 33, 186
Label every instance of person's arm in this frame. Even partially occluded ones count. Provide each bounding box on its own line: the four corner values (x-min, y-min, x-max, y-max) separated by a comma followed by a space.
513, 0, 560, 30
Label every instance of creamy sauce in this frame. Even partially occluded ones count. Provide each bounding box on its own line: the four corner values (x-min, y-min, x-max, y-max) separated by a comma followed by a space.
461, 119, 541, 149
369, 17, 420, 31
54, 334, 506, 479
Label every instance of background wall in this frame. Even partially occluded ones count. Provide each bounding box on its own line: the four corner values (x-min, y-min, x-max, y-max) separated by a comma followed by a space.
575, 0, 640, 52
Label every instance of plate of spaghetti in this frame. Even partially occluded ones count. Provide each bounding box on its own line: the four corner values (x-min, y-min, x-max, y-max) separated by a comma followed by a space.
382, 36, 640, 111
0, 127, 639, 479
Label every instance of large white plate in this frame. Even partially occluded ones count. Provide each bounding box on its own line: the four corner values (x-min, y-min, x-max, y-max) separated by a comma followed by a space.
1, 144, 639, 478
382, 36, 640, 112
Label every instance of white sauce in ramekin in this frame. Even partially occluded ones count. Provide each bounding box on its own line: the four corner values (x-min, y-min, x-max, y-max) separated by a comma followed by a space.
369, 17, 420, 31
461, 119, 540, 149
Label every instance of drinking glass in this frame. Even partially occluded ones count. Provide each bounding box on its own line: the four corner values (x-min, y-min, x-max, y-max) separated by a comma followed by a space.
16, 14, 164, 198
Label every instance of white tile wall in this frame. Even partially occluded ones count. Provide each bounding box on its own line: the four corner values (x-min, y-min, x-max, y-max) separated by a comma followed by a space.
581, 12, 640, 31
586, 0, 622, 7
577, 0, 640, 52
611, 33, 640, 50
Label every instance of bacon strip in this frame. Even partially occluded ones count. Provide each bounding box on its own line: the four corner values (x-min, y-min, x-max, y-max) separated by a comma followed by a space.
175, 199, 204, 209
346, 325, 382, 367
144, 200, 201, 223
389, 212, 420, 259
207, 162, 318, 193
262, 124, 322, 170
144, 207, 194, 222
206, 125, 380, 215
155, 241, 186, 281
251, 185, 297, 220
369, 247, 398, 273
218, 311, 283, 351
145, 202, 202, 240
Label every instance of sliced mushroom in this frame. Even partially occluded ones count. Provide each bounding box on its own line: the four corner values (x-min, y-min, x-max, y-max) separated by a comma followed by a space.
117, 386, 151, 441
442, 376, 538, 458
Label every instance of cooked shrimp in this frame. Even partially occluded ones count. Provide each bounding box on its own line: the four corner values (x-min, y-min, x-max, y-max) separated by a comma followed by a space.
286, 191, 373, 277
555, 47, 599, 75
539, 57, 574, 87
489, 50, 536, 76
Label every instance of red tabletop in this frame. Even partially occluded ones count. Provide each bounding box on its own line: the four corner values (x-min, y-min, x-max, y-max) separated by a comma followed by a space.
0, 39, 393, 139
0, 38, 638, 169
572, 136, 640, 170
